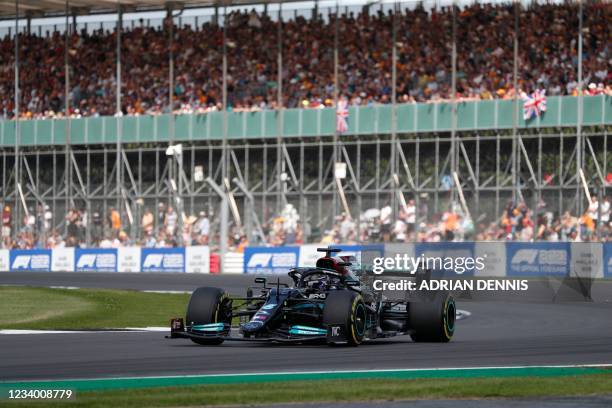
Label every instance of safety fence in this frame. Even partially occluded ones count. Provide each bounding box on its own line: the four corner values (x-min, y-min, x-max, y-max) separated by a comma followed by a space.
1, 242, 611, 277
1, 95, 610, 146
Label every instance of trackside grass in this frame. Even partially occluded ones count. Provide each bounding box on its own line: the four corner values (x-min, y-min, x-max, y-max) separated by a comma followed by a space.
3, 374, 612, 407
0, 286, 189, 329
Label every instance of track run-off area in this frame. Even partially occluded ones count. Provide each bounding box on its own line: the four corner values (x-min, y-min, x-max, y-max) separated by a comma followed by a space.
1, 272, 612, 382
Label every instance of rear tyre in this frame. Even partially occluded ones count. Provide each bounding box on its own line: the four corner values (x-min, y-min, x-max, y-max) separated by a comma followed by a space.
409, 293, 455, 342
186, 287, 232, 345
323, 291, 366, 346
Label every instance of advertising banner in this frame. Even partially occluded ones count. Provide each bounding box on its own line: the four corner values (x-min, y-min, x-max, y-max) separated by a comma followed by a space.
384, 243, 416, 259
185, 246, 210, 273
141, 247, 185, 272
244, 246, 300, 274
118, 247, 141, 273
75, 248, 118, 272
604, 243, 612, 278
570, 243, 603, 279
298, 244, 321, 268
474, 242, 506, 277
51, 247, 75, 272
299, 244, 385, 269
10, 249, 52, 271
414, 242, 477, 277
506, 242, 570, 277
0, 249, 9, 271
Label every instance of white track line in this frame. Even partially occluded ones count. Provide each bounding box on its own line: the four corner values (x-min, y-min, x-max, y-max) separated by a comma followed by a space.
13, 363, 612, 384
48, 286, 80, 290
456, 309, 471, 320
142, 290, 191, 294
0, 327, 168, 335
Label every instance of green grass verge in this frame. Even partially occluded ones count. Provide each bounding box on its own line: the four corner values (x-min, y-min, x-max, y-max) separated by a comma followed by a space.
4, 374, 612, 407
0, 287, 189, 329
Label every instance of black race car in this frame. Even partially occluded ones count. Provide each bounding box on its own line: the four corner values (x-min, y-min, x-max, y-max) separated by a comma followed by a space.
168, 248, 456, 346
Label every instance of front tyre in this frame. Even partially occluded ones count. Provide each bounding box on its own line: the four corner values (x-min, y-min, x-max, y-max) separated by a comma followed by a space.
186, 287, 232, 345
323, 291, 367, 346
409, 293, 455, 342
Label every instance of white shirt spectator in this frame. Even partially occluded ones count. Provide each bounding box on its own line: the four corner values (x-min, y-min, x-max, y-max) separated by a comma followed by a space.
405, 203, 416, 225
196, 216, 210, 237
600, 198, 610, 224
340, 217, 355, 241
166, 210, 178, 235
588, 198, 599, 221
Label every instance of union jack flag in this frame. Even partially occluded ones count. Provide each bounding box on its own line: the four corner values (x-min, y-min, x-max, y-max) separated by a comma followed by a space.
522, 89, 547, 121
336, 98, 349, 134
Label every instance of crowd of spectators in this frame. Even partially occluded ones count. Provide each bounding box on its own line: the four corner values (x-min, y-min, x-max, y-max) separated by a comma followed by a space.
0, 202, 213, 250
1, 193, 610, 250
320, 194, 612, 245
0, 2, 609, 119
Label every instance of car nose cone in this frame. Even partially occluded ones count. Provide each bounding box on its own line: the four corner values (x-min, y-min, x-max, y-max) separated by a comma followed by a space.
241, 321, 264, 333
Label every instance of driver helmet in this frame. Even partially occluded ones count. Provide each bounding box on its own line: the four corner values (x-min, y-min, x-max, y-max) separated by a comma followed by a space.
311, 276, 328, 291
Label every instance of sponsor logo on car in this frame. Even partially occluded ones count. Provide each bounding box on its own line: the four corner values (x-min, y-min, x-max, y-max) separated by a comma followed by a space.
308, 293, 327, 299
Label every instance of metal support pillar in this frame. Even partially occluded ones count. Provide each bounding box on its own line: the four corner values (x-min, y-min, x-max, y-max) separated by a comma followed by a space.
13, 0, 21, 240
276, 4, 283, 213
220, 6, 229, 262
511, 0, 519, 206
64, 0, 72, 232
116, 2, 122, 237
332, 2, 339, 219
391, 2, 398, 221
450, 1, 458, 210
576, 0, 584, 216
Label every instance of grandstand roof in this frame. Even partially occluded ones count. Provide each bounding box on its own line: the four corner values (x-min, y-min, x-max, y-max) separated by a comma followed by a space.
1, 1, 290, 19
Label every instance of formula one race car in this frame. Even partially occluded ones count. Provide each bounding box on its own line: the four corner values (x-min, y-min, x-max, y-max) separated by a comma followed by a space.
168, 248, 455, 346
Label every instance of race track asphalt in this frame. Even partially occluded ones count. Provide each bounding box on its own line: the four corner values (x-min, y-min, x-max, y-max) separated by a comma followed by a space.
1, 273, 612, 381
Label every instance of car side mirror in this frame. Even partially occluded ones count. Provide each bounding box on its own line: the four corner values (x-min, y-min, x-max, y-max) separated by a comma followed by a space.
254, 277, 267, 286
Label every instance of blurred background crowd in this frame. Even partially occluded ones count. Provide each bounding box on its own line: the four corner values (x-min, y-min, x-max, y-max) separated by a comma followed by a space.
0, 2, 609, 119
2, 193, 610, 250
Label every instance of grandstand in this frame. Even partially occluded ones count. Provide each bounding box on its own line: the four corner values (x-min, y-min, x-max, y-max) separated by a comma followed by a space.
0, 0, 610, 257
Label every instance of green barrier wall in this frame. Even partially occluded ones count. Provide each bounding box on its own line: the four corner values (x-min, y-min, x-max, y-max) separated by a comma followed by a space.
1, 95, 610, 146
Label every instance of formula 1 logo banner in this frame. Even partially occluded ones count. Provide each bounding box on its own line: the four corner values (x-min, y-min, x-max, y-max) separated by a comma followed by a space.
604, 243, 612, 278
414, 242, 477, 277
75, 248, 117, 272
506, 242, 570, 276
141, 247, 185, 272
10, 249, 52, 271
244, 246, 300, 274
